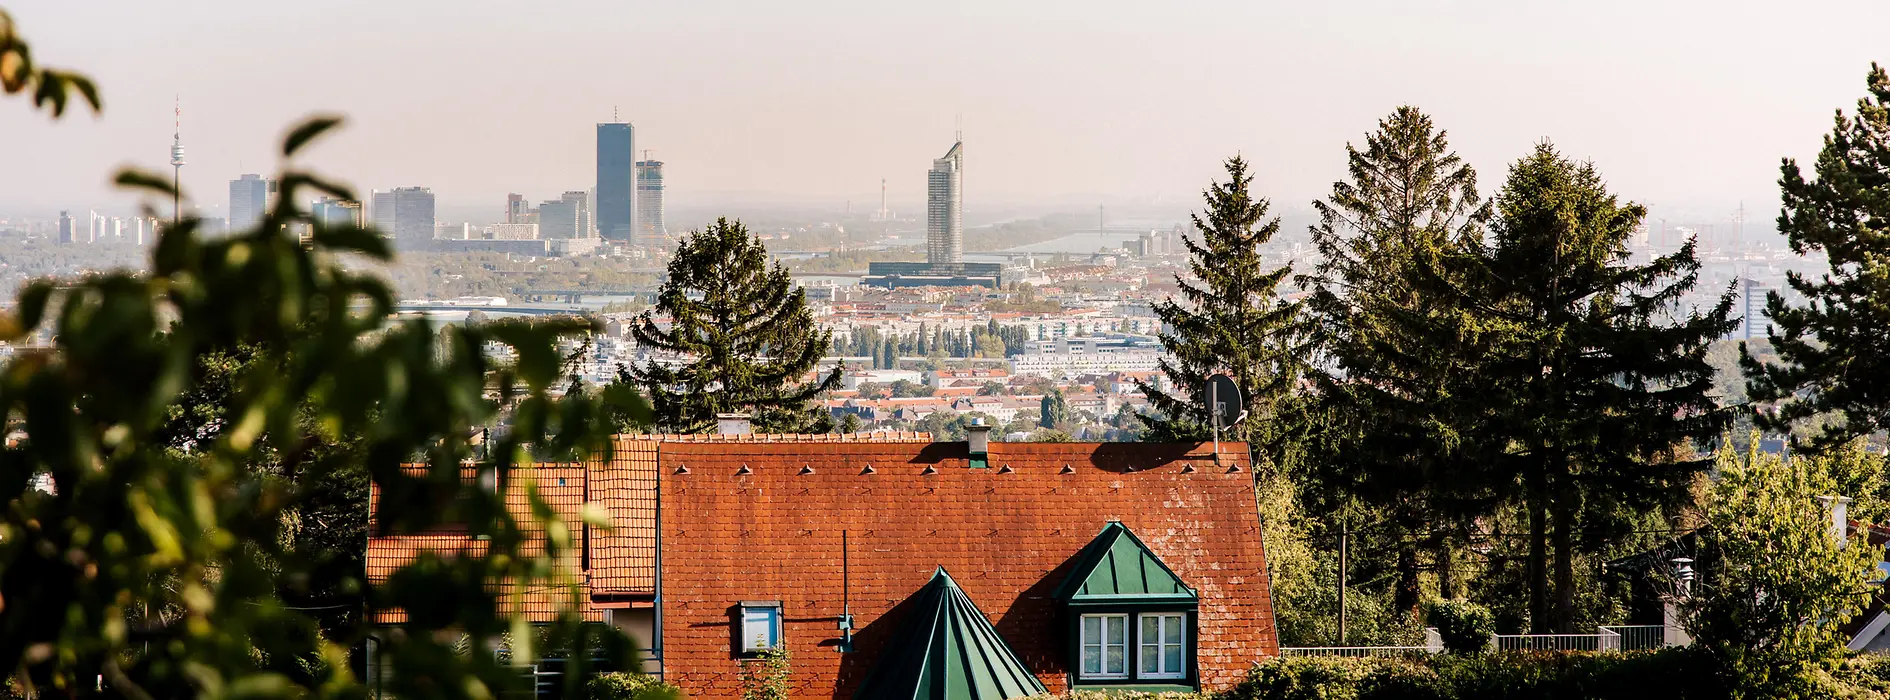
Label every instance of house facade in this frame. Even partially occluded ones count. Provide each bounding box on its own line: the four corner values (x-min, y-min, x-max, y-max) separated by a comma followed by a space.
366, 430, 1278, 698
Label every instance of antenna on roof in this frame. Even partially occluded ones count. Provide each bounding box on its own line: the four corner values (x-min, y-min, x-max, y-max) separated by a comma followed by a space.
838, 530, 855, 653
955, 114, 963, 143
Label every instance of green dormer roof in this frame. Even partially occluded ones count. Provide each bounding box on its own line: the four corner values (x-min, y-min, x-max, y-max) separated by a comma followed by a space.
852, 567, 1047, 700
1054, 522, 1198, 603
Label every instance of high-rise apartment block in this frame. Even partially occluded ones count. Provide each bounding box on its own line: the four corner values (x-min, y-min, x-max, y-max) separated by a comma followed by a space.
636, 160, 666, 243
506, 193, 530, 224
372, 187, 437, 248
927, 140, 964, 265
57, 211, 73, 244
596, 122, 637, 242
561, 190, 593, 238
539, 199, 580, 239
312, 197, 363, 228
229, 174, 274, 232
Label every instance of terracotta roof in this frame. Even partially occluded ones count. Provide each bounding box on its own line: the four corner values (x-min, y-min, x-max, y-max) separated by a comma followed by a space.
656, 441, 1272, 696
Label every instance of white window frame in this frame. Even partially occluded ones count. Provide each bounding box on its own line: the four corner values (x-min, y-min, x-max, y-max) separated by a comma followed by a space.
1137, 613, 1187, 680
1079, 613, 1130, 680
739, 603, 783, 653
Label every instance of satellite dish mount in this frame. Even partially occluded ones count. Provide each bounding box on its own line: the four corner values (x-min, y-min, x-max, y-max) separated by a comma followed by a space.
1206, 374, 1246, 459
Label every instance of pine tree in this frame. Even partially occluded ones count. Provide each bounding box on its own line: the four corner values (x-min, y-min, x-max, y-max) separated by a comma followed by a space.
1302, 107, 1493, 613
1141, 156, 1310, 458
1464, 144, 1735, 631
621, 217, 841, 433
1743, 64, 1890, 451
1040, 389, 1071, 429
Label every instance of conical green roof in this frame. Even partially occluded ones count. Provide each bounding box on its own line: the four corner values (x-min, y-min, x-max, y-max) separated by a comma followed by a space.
852, 567, 1046, 700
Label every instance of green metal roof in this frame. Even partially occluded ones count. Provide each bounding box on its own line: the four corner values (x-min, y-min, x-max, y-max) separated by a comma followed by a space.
1053, 522, 1198, 603
852, 568, 1047, 700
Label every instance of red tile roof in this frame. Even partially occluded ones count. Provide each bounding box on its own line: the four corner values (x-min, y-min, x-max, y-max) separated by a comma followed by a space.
655, 441, 1273, 697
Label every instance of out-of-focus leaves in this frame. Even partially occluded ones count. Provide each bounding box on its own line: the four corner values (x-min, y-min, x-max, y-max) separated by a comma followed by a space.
1, 9, 100, 119
281, 115, 342, 157
114, 168, 179, 199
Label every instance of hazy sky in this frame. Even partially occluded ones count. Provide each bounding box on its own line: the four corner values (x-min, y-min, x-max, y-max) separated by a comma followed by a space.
4, 1, 1886, 223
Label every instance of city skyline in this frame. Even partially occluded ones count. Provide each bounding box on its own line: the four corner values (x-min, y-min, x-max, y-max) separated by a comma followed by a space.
2, 2, 1886, 223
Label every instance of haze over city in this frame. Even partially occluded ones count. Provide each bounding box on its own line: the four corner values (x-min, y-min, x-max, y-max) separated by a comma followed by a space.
5, 0, 1889, 227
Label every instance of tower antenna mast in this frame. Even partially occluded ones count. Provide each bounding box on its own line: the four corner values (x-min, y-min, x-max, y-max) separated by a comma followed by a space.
170, 96, 186, 229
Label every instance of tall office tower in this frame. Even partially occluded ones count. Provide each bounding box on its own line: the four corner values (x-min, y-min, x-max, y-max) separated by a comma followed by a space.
110, 217, 125, 241
371, 188, 436, 248
636, 159, 665, 242
228, 174, 273, 231
312, 197, 363, 228
88, 211, 106, 243
506, 193, 530, 224
539, 198, 580, 239
596, 121, 637, 242
560, 190, 593, 238
57, 211, 73, 244
1743, 277, 1773, 340
926, 140, 964, 265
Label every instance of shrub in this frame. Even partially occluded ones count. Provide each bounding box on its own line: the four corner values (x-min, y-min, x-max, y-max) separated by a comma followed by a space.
1424, 599, 1494, 654
586, 672, 686, 700
1221, 650, 1746, 700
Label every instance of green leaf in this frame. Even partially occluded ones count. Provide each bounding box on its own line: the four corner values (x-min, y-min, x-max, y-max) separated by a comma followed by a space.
114, 168, 178, 198
281, 115, 343, 157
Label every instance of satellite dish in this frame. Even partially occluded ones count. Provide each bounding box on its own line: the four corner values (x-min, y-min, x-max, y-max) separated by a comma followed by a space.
1206, 375, 1243, 428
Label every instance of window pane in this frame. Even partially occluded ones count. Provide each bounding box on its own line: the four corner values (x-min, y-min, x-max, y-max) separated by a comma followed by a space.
1082, 647, 1100, 675
1106, 616, 1125, 645
1164, 644, 1183, 674
1165, 616, 1183, 645
1142, 616, 1160, 644
1141, 643, 1159, 674
1106, 645, 1124, 674
1083, 617, 1100, 646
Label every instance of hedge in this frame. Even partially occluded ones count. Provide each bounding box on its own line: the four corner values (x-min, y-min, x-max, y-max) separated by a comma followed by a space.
1221, 651, 1890, 700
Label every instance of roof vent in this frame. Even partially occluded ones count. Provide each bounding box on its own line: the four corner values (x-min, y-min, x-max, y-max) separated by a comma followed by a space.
860, 465, 876, 475
921, 465, 939, 475
674, 465, 690, 475
799, 465, 816, 475
1059, 464, 1075, 475
716, 413, 753, 436
736, 464, 753, 476
998, 465, 1014, 474
1225, 463, 1242, 474
1180, 464, 1196, 474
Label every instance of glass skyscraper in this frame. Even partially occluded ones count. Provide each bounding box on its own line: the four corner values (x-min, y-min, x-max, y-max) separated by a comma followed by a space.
228, 174, 273, 232
927, 140, 963, 265
636, 160, 665, 243
596, 122, 637, 243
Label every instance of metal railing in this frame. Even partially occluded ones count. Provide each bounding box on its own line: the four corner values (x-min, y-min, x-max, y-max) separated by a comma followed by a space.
1598, 625, 1669, 651
1494, 632, 1618, 652
1279, 646, 1438, 658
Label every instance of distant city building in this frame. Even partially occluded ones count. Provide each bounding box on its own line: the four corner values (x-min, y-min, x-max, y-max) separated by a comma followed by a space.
487, 223, 540, 240
927, 140, 964, 265
435, 222, 471, 240
87, 211, 106, 243
863, 261, 1003, 288
596, 122, 637, 242
636, 160, 665, 242
228, 174, 273, 232
57, 211, 72, 244
311, 197, 363, 228
1743, 277, 1773, 340
1009, 350, 1163, 379
561, 190, 593, 238
372, 187, 437, 248
539, 198, 580, 239
506, 193, 529, 224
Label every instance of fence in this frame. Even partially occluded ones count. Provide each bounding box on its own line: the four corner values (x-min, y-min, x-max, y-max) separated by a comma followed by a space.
1494, 632, 1617, 652
1598, 625, 1669, 651
1279, 646, 1438, 658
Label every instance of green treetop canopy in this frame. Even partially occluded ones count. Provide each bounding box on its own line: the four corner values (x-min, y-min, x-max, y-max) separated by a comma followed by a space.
852, 567, 1047, 700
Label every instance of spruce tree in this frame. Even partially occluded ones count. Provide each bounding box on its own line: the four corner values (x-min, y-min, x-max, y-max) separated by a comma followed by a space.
1743, 64, 1890, 450
1141, 156, 1310, 458
1040, 389, 1071, 429
1465, 144, 1734, 631
622, 217, 841, 433
1302, 107, 1493, 613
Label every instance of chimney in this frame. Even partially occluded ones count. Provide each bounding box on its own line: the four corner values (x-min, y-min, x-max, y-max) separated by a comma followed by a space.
716, 413, 753, 436
966, 417, 991, 458
1817, 495, 1853, 549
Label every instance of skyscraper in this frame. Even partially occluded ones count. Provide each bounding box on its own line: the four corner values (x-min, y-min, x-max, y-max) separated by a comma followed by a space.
927, 140, 964, 265
506, 193, 529, 224
596, 122, 637, 243
561, 190, 593, 238
57, 211, 73, 244
539, 198, 580, 239
636, 159, 665, 243
312, 197, 363, 228
1743, 277, 1773, 340
372, 187, 436, 248
229, 174, 273, 232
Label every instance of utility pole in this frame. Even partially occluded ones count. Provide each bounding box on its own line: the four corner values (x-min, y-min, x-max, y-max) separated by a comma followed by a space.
1338, 520, 1349, 645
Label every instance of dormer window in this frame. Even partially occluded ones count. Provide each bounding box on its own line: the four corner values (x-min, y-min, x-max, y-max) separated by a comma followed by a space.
1055, 522, 1200, 689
